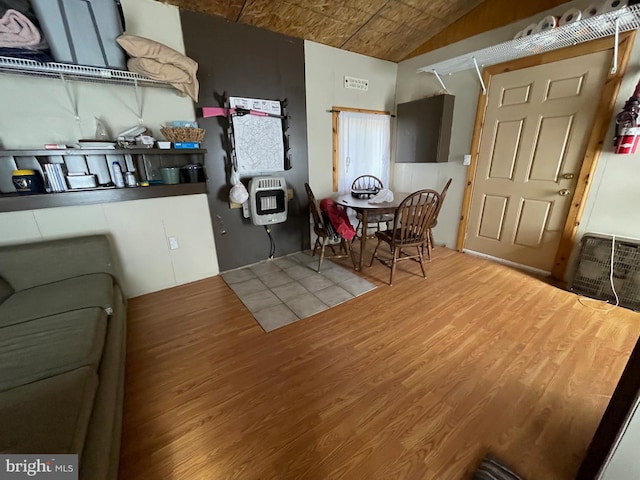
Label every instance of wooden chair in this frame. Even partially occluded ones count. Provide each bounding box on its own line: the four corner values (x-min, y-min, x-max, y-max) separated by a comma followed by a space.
424, 178, 452, 261
351, 175, 394, 237
370, 189, 441, 285
305, 183, 356, 273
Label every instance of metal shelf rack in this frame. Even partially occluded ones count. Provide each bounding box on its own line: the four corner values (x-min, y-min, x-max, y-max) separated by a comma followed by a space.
0, 56, 171, 88
418, 4, 640, 92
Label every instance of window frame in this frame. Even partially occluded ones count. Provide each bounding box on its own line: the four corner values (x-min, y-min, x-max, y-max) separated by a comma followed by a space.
331, 106, 390, 192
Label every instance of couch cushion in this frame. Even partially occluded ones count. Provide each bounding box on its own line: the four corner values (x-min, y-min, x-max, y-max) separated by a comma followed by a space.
0, 273, 113, 328
0, 308, 107, 392
0, 367, 97, 455
0, 276, 12, 303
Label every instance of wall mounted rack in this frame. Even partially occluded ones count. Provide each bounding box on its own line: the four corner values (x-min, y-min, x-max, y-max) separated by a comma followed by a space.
0, 56, 177, 124
419, 5, 640, 93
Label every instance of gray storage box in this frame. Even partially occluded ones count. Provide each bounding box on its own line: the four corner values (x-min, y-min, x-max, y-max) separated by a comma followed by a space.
31, 0, 126, 69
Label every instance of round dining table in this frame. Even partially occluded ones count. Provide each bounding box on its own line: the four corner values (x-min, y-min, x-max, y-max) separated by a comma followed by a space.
335, 193, 409, 270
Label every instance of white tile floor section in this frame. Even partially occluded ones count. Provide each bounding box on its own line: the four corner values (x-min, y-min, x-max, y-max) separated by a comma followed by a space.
222, 251, 376, 332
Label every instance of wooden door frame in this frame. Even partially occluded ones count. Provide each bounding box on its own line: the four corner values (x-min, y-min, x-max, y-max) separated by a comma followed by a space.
456, 32, 636, 279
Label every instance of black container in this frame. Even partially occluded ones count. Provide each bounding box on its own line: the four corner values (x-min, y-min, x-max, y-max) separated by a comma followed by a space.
180, 163, 205, 183
12, 169, 45, 195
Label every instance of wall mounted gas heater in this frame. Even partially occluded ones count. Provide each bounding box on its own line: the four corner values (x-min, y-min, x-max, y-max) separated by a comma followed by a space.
246, 176, 288, 225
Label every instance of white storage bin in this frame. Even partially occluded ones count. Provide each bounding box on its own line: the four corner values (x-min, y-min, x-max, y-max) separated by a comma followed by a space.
31, 0, 126, 69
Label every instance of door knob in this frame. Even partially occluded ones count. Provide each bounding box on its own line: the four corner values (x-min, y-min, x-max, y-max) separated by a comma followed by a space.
558, 189, 571, 196
562, 173, 575, 180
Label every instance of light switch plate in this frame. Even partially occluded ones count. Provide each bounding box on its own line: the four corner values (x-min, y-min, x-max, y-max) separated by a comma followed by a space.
168, 236, 179, 250
463, 154, 472, 166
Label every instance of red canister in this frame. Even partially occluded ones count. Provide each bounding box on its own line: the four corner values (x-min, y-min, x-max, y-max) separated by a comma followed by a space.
614, 127, 640, 154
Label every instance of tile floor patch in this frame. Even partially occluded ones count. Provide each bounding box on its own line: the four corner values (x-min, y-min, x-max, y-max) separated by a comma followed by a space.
314, 285, 354, 307
322, 266, 358, 284
340, 276, 379, 296
240, 289, 282, 313
298, 274, 334, 293
273, 257, 299, 270
222, 268, 257, 284
286, 293, 328, 319
229, 278, 268, 297
253, 304, 298, 332
261, 271, 293, 288
271, 281, 310, 302
222, 253, 376, 332
250, 261, 282, 278
284, 264, 317, 281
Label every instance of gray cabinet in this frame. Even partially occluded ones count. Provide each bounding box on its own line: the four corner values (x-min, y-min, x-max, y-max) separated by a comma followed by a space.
395, 94, 454, 163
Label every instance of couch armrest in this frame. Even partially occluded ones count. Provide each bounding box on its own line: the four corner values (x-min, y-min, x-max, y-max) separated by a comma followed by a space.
0, 235, 122, 292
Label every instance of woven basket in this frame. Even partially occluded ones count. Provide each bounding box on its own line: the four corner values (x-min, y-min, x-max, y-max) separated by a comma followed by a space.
160, 127, 205, 143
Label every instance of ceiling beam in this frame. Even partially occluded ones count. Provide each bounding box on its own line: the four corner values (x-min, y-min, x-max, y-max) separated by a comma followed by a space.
403, 0, 574, 60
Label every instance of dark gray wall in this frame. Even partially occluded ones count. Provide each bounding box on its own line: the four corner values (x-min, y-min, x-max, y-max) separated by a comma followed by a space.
181, 12, 310, 272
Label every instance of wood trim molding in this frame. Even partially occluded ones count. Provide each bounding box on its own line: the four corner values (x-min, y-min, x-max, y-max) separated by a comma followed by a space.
551, 31, 635, 278
332, 110, 339, 192
331, 106, 390, 115
331, 106, 390, 192
456, 31, 636, 281
455, 68, 491, 251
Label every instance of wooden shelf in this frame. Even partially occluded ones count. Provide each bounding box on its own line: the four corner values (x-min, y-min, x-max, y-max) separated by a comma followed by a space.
0, 183, 207, 213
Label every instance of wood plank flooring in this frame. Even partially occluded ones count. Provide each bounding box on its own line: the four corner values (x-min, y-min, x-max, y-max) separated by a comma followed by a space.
118, 248, 640, 480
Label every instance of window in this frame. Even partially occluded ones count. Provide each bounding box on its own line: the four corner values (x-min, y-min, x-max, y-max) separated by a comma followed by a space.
332, 108, 391, 193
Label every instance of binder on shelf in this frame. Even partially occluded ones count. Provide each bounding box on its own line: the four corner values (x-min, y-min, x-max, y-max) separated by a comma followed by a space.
44, 163, 68, 192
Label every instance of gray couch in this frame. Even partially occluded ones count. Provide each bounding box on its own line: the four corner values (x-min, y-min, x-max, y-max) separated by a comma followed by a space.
0, 235, 126, 480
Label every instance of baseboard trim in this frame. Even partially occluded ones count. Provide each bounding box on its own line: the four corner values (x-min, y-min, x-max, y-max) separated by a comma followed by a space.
463, 249, 551, 277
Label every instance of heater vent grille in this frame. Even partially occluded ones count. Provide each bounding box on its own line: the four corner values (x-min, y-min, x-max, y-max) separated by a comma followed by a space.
257, 178, 284, 190
570, 233, 640, 312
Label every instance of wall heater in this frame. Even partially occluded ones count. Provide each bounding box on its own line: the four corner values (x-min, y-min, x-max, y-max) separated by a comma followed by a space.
248, 176, 287, 225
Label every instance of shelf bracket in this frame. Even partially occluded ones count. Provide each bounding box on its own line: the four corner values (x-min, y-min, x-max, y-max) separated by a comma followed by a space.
473, 57, 487, 95
432, 69, 449, 92
611, 17, 621, 75
59, 73, 80, 123
133, 78, 143, 125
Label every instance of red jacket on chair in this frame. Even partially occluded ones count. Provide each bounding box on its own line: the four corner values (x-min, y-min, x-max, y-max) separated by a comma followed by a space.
319, 199, 356, 241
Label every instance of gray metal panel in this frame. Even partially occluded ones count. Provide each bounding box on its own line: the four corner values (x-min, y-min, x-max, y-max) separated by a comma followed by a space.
181, 12, 310, 272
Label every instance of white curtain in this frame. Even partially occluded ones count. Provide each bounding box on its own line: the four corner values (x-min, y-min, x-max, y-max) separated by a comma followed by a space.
338, 111, 391, 195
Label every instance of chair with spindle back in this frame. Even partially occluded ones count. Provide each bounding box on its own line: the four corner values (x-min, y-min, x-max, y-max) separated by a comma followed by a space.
424, 178, 452, 261
305, 183, 356, 273
351, 175, 393, 237
369, 189, 441, 285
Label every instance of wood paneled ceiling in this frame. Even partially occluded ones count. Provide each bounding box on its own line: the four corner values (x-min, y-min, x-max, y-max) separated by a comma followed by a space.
165, 0, 573, 62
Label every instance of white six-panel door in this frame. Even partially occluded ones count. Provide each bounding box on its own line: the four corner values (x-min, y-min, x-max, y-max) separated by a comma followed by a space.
465, 49, 612, 272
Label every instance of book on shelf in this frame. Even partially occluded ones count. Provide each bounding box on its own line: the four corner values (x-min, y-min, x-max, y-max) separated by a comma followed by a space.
43, 163, 68, 193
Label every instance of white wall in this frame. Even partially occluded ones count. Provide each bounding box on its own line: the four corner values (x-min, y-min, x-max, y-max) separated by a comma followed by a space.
393, 0, 623, 252
576, 37, 640, 243
0, 0, 219, 296
304, 41, 398, 200
0, 195, 217, 297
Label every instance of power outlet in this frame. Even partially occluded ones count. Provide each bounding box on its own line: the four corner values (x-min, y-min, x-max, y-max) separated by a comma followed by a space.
168, 236, 179, 250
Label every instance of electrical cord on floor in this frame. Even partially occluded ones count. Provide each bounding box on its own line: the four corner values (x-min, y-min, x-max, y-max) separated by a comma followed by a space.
578, 234, 620, 312
264, 225, 275, 260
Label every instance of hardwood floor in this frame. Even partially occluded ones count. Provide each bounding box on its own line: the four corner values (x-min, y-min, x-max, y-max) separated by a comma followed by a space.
118, 248, 640, 480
